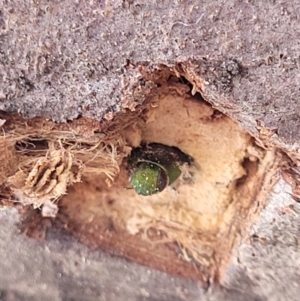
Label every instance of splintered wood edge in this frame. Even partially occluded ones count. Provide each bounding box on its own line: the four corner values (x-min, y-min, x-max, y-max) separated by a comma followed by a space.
215, 150, 280, 282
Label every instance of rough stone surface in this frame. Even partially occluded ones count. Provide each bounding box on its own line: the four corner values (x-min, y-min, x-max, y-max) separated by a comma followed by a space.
0, 0, 300, 146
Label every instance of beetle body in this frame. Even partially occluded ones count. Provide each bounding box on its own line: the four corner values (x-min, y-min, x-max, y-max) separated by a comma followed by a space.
129, 161, 169, 196
128, 143, 192, 196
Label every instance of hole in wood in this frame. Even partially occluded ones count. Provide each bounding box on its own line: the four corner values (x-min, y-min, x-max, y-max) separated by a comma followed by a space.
56, 78, 276, 282
0, 68, 278, 284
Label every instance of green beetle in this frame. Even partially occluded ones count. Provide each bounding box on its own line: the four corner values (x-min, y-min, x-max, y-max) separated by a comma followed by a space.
128, 143, 192, 196
129, 161, 169, 196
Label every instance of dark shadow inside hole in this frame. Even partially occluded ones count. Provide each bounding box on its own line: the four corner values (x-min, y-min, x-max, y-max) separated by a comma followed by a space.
236, 157, 259, 187
15, 139, 49, 152
176, 75, 204, 101
128, 143, 193, 168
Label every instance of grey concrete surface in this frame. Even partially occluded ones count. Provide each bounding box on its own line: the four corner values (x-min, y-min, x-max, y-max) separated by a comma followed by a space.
0, 208, 203, 301
221, 179, 300, 301
0, 179, 299, 301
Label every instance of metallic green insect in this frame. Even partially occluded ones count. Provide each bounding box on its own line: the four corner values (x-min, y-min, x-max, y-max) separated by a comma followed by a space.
128, 143, 192, 196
